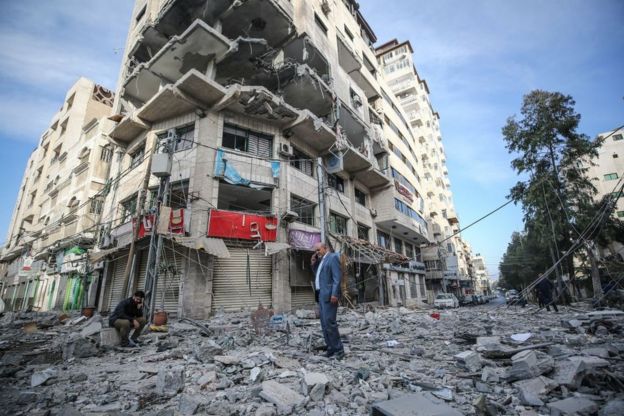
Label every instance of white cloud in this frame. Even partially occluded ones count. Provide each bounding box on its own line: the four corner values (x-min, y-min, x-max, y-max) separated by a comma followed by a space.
0, 93, 60, 142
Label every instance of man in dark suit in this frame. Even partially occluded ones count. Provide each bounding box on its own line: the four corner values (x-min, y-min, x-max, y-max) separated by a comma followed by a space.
311, 242, 344, 359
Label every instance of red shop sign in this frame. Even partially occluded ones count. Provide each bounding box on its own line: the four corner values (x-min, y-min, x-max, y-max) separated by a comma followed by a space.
207, 209, 278, 241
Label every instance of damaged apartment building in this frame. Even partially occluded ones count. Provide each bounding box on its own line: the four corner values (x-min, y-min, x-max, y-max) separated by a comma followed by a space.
0, 78, 115, 312
1, 0, 484, 317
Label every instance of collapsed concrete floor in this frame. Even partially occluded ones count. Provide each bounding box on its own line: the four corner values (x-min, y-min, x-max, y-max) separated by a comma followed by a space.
1, 302, 624, 416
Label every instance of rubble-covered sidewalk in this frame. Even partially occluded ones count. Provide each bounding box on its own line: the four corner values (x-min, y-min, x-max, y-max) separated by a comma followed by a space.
1, 303, 623, 416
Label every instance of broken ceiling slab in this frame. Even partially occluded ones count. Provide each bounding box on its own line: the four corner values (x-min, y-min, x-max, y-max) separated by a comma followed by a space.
137, 85, 197, 123
282, 34, 330, 79
221, 0, 295, 47
336, 30, 362, 74
214, 85, 299, 126
153, 0, 232, 39
127, 24, 169, 65
337, 100, 368, 147
124, 19, 231, 104
285, 110, 335, 152
351, 66, 380, 99
355, 167, 391, 189
176, 69, 227, 107
109, 114, 151, 143
216, 37, 272, 85
341, 146, 372, 174
280, 65, 334, 119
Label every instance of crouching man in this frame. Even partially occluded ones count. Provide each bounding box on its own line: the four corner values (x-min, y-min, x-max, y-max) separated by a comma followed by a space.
109, 290, 147, 347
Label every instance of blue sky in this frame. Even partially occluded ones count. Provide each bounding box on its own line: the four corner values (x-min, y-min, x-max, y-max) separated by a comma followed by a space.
0, 1, 622, 279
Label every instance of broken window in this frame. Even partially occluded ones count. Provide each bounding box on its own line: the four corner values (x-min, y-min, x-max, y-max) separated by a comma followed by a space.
327, 174, 344, 193
100, 146, 113, 163
120, 195, 138, 223
354, 188, 366, 206
159, 125, 195, 153
314, 13, 328, 36
290, 148, 314, 177
217, 181, 272, 213
378, 230, 391, 250
357, 223, 369, 241
329, 212, 347, 235
130, 144, 145, 169
291, 194, 315, 226
222, 124, 273, 158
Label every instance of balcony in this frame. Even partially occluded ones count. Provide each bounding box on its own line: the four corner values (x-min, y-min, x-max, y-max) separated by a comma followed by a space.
284, 110, 335, 153
336, 31, 361, 74
135, 70, 227, 124
123, 19, 231, 105
109, 114, 151, 143
372, 187, 429, 245
220, 0, 294, 47
278, 65, 334, 119
214, 84, 299, 126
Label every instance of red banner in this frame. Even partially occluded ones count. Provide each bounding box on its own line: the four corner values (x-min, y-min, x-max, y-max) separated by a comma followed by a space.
134, 209, 185, 238
207, 209, 278, 241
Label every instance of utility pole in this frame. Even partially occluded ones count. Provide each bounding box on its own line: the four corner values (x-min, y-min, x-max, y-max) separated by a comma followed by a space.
144, 130, 175, 322
316, 157, 327, 244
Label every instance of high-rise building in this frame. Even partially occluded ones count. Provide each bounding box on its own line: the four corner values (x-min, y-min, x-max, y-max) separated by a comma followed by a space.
0, 78, 114, 311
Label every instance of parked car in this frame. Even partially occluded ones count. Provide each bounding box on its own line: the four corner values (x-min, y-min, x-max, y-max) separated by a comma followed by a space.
460, 295, 476, 306
505, 290, 519, 303
434, 293, 459, 309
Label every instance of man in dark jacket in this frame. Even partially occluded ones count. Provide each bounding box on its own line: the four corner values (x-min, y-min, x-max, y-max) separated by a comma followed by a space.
109, 290, 147, 347
536, 275, 559, 312
311, 242, 344, 360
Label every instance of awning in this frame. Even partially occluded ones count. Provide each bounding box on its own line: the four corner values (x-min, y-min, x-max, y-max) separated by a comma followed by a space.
169, 236, 230, 258
264, 242, 290, 255
89, 247, 121, 263
334, 235, 408, 264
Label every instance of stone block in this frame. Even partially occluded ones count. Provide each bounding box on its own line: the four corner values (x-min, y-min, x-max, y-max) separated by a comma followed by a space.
513, 376, 557, 406
600, 399, 624, 416
371, 392, 463, 416
157, 366, 185, 396
31, 368, 57, 387
214, 355, 240, 365
454, 350, 482, 372
99, 328, 121, 347
255, 403, 277, 416
259, 380, 305, 414
481, 366, 502, 383
507, 350, 554, 382
178, 394, 202, 415
581, 347, 610, 358
547, 397, 598, 415
80, 321, 102, 338
193, 340, 223, 363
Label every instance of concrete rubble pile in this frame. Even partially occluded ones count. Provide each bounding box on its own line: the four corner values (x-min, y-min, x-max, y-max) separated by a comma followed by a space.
1, 304, 623, 415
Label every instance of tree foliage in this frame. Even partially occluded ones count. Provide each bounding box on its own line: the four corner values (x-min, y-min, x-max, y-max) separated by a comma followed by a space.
501, 90, 602, 286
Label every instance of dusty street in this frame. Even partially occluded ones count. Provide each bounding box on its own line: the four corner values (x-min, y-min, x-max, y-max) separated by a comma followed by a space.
1, 303, 623, 416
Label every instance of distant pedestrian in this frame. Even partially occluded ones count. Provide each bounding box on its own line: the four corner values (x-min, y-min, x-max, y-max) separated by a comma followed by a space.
536, 275, 559, 312
109, 290, 147, 347
311, 242, 344, 360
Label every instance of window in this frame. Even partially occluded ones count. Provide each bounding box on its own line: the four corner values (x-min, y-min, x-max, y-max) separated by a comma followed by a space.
394, 238, 403, 254
405, 243, 414, 259
174, 124, 194, 152
329, 212, 347, 235
409, 275, 418, 299
135, 5, 146, 24
290, 148, 314, 177
89, 197, 103, 214
378, 231, 391, 249
291, 194, 315, 226
314, 13, 328, 36
327, 174, 344, 193
357, 223, 369, 241
65, 93, 75, 112
169, 181, 189, 209
130, 145, 145, 169
447, 243, 453, 253
120, 195, 137, 223
344, 25, 354, 41
222, 124, 273, 158
613, 134, 623, 141
354, 188, 366, 206
395, 198, 427, 230
604, 173, 618, 181
100, 146, 113, 162
617, 211, 624, 218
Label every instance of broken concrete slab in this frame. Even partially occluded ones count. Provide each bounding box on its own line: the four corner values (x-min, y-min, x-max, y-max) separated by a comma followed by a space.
513, 376, 558, 406
80, 321, 102, 338
600, 399, 624, 416
547, 397, 598, 415
156, 365, 185, 396
506, 350, 554, 382
99, 327, 120, 347
259, 380, 304, 414
214, 355, 240, 365
31, 368, 57, 387
371, 392, 463, 416
454, 350, 482, 372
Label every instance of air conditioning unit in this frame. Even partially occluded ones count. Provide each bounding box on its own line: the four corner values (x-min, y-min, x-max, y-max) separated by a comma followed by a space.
369, 208, 378, 217
321, 0, 331, 14
93, 261, 105, 270
281, 210, 299, 223
279, 143, 294, 157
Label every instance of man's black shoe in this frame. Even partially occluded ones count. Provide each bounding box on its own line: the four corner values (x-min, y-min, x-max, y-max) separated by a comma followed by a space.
129, 338, 140, 347
324, 350, 334, 358
120, 343, 137, 349
331, 350, 345, 361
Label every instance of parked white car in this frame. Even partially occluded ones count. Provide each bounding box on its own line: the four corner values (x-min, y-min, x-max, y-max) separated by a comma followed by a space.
434, 293, 459, 309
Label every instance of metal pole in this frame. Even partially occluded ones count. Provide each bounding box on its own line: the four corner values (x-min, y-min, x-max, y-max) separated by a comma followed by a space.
317, 157, 326, 244
144, 132, 174, 323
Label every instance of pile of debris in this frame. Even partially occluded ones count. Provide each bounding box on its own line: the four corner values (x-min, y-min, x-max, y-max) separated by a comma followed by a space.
1, 303, 623, 415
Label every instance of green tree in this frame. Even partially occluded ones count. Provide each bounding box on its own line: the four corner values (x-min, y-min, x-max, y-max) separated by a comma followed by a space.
502, 90, 601, 297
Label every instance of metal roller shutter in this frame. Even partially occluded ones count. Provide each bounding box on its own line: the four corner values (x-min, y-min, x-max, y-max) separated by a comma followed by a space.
213, 247, 272, 312
291, 286, 315, 310
107, 253, 129, 311
136, 246, 182, 316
